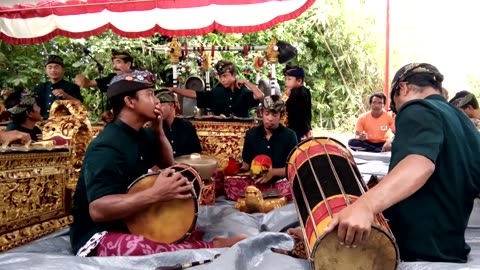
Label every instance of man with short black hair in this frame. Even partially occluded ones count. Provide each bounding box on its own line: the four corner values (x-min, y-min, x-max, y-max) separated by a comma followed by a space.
34, 55, 83, 119
167, 60, 264, 118
348, 92, 395, 152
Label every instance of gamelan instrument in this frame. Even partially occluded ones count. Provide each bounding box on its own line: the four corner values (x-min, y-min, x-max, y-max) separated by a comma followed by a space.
125, 164, 199, 243
174, 153, 217, 205
286, 137, 399, 270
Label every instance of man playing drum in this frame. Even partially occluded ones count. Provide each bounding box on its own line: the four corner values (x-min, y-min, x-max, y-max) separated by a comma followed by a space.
69, 70, 246, 257
315, 63, 480, 262
167, 60, 264, 118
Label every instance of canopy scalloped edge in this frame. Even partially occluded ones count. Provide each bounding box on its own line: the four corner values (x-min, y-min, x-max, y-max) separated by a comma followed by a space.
0, 0, 315, 44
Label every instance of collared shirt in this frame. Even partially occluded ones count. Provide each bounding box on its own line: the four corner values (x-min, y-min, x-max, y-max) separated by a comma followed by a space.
69, 120, 158, 255
163, 118, 201, 158
242, 124, 298, 180
285, 85, 312, 140
95, 73, 116, 93
385, 94, 480, 262
196, 83, 258, 118
6, 122, 42, 142
34, 79, 83, 119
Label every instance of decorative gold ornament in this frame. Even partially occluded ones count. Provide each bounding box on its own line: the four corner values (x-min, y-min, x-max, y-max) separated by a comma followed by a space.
234, 185, 287, 213
266, 37, 279, 64
168, 37, 182, 65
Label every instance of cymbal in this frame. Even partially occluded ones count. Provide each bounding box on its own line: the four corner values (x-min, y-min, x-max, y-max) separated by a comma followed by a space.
174, 153, 218, 180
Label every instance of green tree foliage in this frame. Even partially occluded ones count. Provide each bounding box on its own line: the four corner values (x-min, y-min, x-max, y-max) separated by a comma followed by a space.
0, 1, 383, 130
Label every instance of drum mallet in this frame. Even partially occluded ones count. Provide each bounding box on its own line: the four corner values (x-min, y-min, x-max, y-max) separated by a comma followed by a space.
155, 254, 221, 270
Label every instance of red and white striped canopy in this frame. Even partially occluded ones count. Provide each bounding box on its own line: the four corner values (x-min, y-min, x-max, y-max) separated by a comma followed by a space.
0, 0, 315, 44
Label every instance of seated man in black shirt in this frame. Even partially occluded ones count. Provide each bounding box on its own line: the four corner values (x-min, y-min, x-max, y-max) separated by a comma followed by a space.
241, 95, 298, 184
167, 60, 264, 118
157, 90, 202, 158
5, 90, 42, 141
34, 55, 83, 119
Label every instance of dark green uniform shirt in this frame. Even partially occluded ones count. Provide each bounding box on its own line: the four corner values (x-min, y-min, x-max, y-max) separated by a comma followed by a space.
69, 120, 158, 255
196, 84, 257, 118
34, 79, 83, 119
163, 118, 202, 158
6, 123, 42, 142
242, 124, 298, 181
286, 85, 312, 141
384, 95, 480, 262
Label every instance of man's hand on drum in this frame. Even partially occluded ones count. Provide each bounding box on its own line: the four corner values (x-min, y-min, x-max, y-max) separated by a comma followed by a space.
324, 199, 375, 248
149, 168, 193, 201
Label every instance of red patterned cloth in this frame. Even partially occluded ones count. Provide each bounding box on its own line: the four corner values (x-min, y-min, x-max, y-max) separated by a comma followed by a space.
223, 176, 293, 201
95, 229, 212, 256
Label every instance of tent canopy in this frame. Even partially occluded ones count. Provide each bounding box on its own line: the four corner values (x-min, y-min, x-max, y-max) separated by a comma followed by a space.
0, 0, 315, 44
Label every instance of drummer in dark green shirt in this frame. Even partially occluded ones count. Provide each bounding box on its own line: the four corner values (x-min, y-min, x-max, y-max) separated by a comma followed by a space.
157, 90, 202, 157
33, 55, 83, 119
320, 63, 480, 262
167, 60, 264, 118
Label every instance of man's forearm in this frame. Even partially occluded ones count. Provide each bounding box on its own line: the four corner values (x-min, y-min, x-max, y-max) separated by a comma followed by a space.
272, 167, 286, 178
243, 81, 265, 100
89, 190, 157, 222
171, 88, 197, 99
357, 154, 434, 214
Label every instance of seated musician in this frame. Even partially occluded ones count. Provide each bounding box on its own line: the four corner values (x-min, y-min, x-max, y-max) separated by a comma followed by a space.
348, 92, 395, 152
449, 90, 480, 128
69, 70, 246, 257
291, 63, 480, 263
240, 95, 297, 184
157, 89, 202, 157
5, 90, 42, 141
167, 60, 264, 118
34, 55, 83, 119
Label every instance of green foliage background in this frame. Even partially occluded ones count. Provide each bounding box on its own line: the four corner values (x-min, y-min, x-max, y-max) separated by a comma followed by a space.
0, 1, 384, 131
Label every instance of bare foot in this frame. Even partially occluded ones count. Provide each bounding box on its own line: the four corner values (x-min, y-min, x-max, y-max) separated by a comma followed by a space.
287, 227, 304, 240
212, 234, 248, 248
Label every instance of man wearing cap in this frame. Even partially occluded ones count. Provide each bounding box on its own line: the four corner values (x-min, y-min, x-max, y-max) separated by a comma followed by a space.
34, 55, 83, 119
70, 70, 246, 257
5, 90, 42, 141
240, 95, 298, 184
312, 63, 480, 262
449, 90, 480, 127
157, 89, 202, 158
167, 60, 264, 118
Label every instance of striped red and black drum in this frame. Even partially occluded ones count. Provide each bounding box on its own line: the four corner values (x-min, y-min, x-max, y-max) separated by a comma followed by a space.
286, 137, 399, 270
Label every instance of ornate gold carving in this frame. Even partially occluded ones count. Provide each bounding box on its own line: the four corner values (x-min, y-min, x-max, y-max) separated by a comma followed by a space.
192, 121, 256, 169
43, 100, 93, 189
0, 150, 72, 252
266, 37, 279, 64
168, 37, 182, 65
234, 185, 287, 213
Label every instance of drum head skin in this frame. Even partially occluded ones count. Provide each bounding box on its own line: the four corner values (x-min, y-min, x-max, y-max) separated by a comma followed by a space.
125, 172, 198, 244
311, 226, 399, 270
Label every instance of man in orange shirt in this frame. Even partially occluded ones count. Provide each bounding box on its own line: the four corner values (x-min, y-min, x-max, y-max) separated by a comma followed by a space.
348, 92, 395, 152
